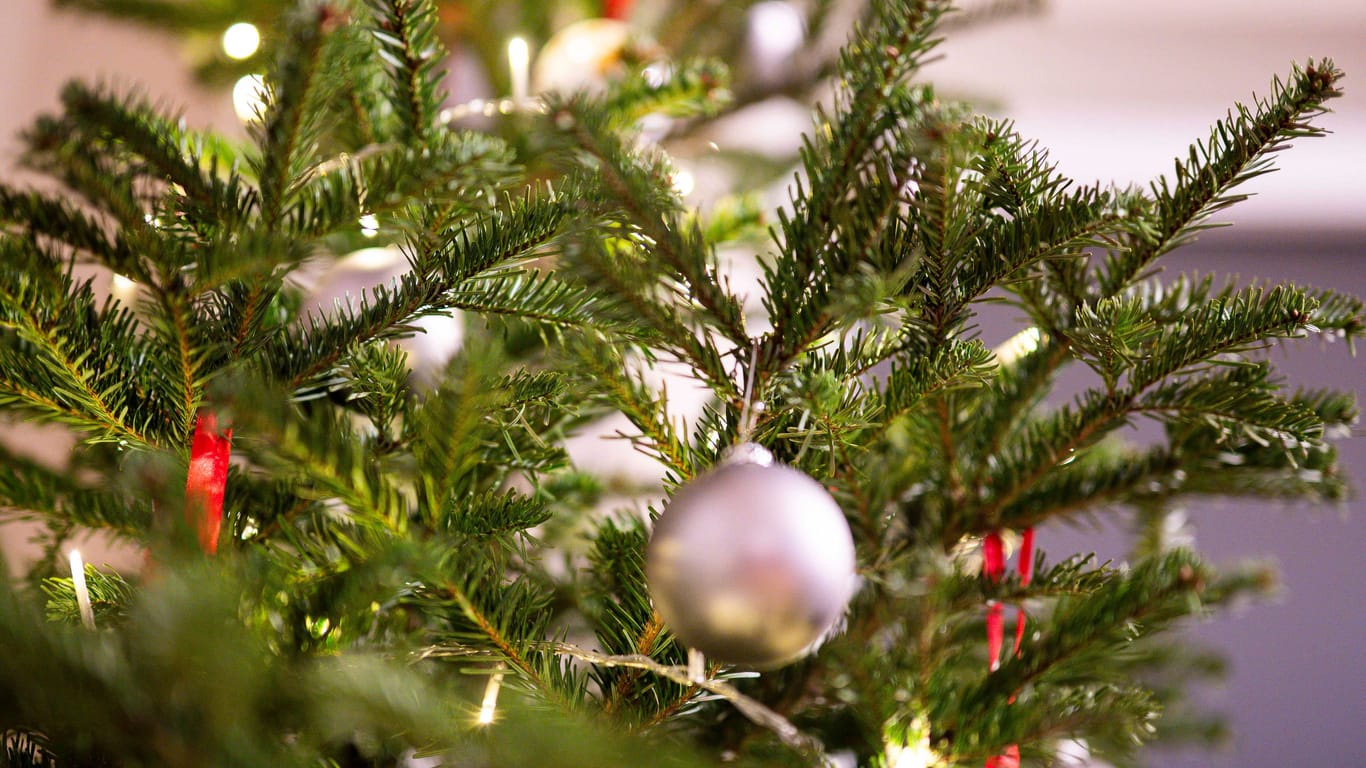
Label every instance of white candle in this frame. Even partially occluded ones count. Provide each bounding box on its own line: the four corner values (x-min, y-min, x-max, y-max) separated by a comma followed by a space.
507, 37, 530, 105
68, 549, 95, 630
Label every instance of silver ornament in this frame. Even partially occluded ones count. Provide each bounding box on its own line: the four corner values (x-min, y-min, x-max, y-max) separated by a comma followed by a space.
646, 445, 857, 668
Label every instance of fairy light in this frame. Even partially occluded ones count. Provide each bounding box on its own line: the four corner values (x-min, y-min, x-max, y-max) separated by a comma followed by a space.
68, 550, 95, 630
886, 740, 935, 768
884, 717, 936, 768
222, 22, 261, 60
232, 74, 267, 123
748, 2, 805, 61
993, 326, 1043, 368
477, 665, 506, 725
358, 213, 379, 237
671, 166, 696, 198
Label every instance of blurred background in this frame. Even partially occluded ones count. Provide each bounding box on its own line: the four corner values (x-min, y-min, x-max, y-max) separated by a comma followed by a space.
2, 1, 1362, 765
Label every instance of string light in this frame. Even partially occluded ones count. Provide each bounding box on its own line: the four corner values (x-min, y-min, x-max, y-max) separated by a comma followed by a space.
232, 74, 267, 123
477, 664, 506, 725
68, 550, 95, 630
748, 2, 805, 61
886, 740, 935, 768
359, 213, 379, 237
884, 717, 936, 768
993, 326, 1043, 368
671, 166, 696, 197
507, 36, 530, 105
222, 22, 261, 60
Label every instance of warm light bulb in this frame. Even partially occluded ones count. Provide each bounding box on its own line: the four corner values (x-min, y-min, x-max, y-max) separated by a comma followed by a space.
477, 667, 505, 725
993, 326, 1043, 368
359, 213, 379, 237
232, 74, 267, 122
222, 22, 261, 60
671, 167, 696, 198
749, 2, 805, 61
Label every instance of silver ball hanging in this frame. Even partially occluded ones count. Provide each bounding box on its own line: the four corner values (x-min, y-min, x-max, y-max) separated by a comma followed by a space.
645, 445, 857, 668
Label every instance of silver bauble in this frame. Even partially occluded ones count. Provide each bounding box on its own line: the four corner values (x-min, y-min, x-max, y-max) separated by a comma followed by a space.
645, 445, 857, 668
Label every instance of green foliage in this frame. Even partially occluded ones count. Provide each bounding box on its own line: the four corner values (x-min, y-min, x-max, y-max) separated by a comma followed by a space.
1, 1, 1360, 766
43, 563, 135, 627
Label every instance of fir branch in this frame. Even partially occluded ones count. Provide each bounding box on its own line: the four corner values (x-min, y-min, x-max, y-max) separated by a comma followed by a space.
2, 730, 58, 768
1129, 283, 1317, 387
0, 444, 152, 538
445, 269, 640, 336
860, 340, 995, 444
1099, 60, 1343, 296
760, 0, 948, 368
998, 443, 1181, 530
440, 490, 551, 540
250, 5, 345, 230
144, 289, 208, 442
941, 551, 1212, 757
224, 379, 408, 536
43, 564, 135, 627
364, 0, 446, 143
956, 185, 1111, 314
0, 186, 141, 276
571, 339, 694, 478
972, 281, 1329, 535
600, 59, 733, 126
584, 520, 689, 719
409, 350, 516, 513
549, 96, 749, 359
965, 388, 1129, 537
0, 242, 160, 447
285, 131, 516, 238
55, 82, 245, 231
21, 115, 151, 233
423, 568, 574, 715
269, 192, 568, 391
1134, 364, 1321, 447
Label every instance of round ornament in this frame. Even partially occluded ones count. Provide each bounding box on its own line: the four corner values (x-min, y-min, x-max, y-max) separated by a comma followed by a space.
532, 18, 645, 94
646, 444, 857, 668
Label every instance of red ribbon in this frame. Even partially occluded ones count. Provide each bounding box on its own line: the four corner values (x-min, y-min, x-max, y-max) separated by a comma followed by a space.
185, 413, 232, 554
603, 0, 633, 20
983, 527, 1034, 767
983, 531, 1006, 671
985, 745, 1020, 768
1013, 528, 1035, 656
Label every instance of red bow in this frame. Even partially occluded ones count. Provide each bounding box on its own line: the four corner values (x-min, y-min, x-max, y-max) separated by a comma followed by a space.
603, 0, 633, 20
185, 413, 232, 554
983, 527, 1034, 766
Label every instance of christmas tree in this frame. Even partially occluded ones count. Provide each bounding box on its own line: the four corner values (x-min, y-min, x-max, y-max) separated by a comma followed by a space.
1, 1, 1360, 766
